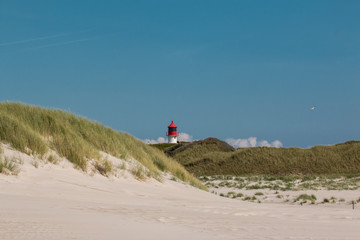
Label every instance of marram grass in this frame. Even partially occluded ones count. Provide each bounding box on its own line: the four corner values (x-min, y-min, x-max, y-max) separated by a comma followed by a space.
165, 138, 360, 176
0, 156, 19, 175
0, 102, 206, 190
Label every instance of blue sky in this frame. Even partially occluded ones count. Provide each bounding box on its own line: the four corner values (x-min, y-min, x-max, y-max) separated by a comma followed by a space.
1, 0, 359, 148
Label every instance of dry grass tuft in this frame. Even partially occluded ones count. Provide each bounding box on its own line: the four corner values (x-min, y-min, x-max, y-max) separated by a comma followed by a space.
0, 156, 19, 175
95, 159, 113, 176
47, 154, 60, 164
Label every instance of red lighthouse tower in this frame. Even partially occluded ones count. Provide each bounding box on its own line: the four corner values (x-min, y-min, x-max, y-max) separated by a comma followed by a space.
166, 120, 178, 143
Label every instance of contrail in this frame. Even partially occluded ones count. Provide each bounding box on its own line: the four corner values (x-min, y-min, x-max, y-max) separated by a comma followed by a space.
0, 34, 67, 47
30, 38, 96, 49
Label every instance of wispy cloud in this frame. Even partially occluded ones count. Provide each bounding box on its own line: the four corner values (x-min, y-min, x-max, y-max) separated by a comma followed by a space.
144, 132, 194, 144
225, 137, 283, 148
0, 30, 97, 51
144, 137, 167, 144
178, 133, 193, 142
0, 34, 67, 47
144, 134, 283, 148
29, 38, 95, 49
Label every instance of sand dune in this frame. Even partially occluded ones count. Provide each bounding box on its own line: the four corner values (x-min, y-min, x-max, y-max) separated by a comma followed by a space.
1, 146, 359, 240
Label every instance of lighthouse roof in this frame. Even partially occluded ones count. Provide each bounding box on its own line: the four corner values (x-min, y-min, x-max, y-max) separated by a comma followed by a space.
168, 120, 177, 128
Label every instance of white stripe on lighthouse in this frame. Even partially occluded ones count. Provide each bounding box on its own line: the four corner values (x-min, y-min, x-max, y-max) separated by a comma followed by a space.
168, 135, 177, 143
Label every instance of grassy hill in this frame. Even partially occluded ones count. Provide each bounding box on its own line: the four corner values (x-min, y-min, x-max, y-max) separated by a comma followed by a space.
0, 102, 205, 190
160, 138, 360, 176
164, 138, 234, 165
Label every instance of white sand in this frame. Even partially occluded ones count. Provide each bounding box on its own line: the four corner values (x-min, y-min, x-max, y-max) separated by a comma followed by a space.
1, 146, 360, 240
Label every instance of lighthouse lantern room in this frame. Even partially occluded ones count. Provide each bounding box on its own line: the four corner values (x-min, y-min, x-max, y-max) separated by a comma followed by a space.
166, 120, 178, 143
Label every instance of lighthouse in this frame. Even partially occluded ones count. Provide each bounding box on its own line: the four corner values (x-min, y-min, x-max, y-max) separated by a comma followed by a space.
166, 120, 178, 143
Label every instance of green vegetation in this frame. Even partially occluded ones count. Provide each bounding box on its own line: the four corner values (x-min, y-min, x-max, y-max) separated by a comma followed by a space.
199, 175, 360, 191
164, 138, 234, 166
203, 174, 360, 205
295, 194, 317, 204
0, 102, 206, 190
0, 156, 19, 175
130, 163, 147, 180
47, 154, 59, 164
165, 138, 360, 176
219, 191, 259, 202
95, 159, 113, 177
150, 143, 177, 151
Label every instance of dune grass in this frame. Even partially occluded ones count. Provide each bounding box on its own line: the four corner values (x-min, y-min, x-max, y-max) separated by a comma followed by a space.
295, 194, 317, 204
0, 102, 206, 190
200, 175, 360, 191
166, 138, 360, 176
163, 138, 234, 165
150, 143, 176, 152
0, 156, 19, 175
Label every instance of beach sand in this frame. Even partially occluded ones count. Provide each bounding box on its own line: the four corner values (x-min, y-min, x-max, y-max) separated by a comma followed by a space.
1, 146, 359, 240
